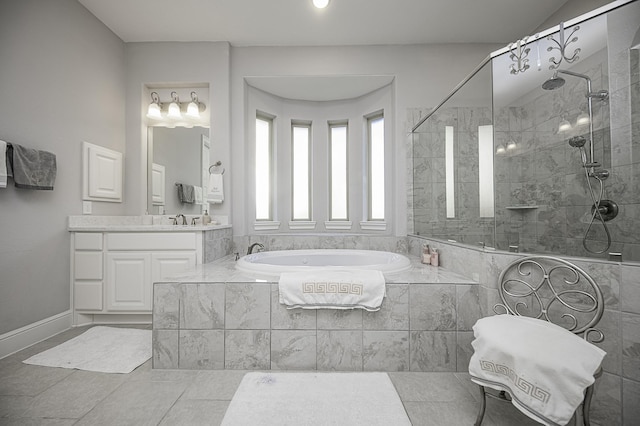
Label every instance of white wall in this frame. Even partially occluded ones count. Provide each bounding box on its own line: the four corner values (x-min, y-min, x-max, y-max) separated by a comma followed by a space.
124, 42, 231, 218
0, 0, 126, 334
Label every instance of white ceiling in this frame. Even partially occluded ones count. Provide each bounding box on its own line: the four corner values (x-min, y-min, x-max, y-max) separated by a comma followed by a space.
78, 0, 571, 46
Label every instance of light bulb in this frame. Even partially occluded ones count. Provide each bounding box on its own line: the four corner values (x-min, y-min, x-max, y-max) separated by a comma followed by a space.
576, 111, 590, 126
167, 101, 181, 119
186, 101, 200, 118
146, 103, 161, 119
558, 118, 572, 132
506, 140, 517, 150
313, 0, 329, 9
496, 144, 506, 154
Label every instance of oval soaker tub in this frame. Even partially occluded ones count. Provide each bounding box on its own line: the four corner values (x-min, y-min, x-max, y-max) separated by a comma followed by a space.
235, 249, 412, 277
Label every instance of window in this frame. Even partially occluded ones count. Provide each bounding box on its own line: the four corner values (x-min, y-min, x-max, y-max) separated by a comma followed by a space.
292, 122, 311, 220
329, 122, 348, 221
255, 114, 273, 220
368, 114, 385, 221
445, 125, 455, 218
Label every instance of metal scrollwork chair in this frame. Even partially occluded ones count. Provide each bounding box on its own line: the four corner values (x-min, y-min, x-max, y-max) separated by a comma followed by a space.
471, 256, 605, 426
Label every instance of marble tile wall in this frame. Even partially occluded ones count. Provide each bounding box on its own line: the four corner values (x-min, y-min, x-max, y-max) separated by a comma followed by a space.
232, 235, 409, 256
203, 228, 233, 263
408, 235, 640, 425
153, 275, 480, 373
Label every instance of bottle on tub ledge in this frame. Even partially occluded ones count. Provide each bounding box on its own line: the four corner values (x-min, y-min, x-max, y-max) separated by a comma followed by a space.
421, 244, 431, 264
430, 248, 439, 267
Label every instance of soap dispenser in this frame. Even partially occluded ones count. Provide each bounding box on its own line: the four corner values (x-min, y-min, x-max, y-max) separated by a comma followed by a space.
202, 210, 211, 225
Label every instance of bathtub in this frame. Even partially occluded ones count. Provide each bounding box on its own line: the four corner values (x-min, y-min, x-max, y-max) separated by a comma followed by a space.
235, 249, 412, 277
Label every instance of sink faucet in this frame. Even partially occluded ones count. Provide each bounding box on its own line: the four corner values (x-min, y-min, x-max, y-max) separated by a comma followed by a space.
174, 214, 187, 225
247, 242, 265, 255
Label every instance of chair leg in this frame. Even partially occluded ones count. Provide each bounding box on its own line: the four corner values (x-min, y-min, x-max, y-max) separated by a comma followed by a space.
475, 385, 487, 426
581, 383, 596, 426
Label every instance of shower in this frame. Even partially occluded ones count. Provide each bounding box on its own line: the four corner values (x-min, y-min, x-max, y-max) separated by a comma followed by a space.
542, 69, 618, 254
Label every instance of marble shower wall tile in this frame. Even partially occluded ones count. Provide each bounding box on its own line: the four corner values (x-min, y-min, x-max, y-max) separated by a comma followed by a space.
180, 284, 225, 329
317, 330, 363, 371
270, 330, 317, 370
224, 330, 270, 369
153, 283, 180, 329
409, 285, 456, 331
409, 331, 457, 372
621, 313, 640, 381
153, 330, 179, 369
225, 283, 270, 329
362, 331, 409, 371
363, 284, 410, 330
179, 330, 224, 369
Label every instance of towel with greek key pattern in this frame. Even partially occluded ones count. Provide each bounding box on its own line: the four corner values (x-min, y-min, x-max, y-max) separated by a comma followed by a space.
468, 315, 606, 426
278, 269, 385, 311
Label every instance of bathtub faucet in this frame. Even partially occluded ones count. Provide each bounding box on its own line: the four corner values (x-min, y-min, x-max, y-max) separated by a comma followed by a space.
247, 242, 265, 255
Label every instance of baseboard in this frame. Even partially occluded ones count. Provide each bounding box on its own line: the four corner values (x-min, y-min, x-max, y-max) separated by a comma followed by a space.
0, 310, 72, 360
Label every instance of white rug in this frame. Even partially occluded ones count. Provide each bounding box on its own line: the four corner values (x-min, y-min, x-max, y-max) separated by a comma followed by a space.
22, 326, 151, 374
221, 372, 411, 426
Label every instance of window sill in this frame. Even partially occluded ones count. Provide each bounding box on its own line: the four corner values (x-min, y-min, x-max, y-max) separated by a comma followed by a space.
360, 221, 387, 231
254, 221, 281, 231
288, 221, 316, 230
324, 221, 352, 230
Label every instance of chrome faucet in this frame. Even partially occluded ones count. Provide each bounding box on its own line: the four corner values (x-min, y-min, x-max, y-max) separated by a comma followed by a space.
174, 214, 187, 225
247, 242, 265, 255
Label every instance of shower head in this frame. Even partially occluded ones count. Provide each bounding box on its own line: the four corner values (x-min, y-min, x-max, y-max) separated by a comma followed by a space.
568, 136, 586, 148
542, 71, 566, 90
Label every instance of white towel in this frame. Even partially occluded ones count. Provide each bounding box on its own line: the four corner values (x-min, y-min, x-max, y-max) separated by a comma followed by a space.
0, 140, 7, 188
279, 269, 386, 311
194, 185, 203, 204
207, 173, 224, 203
468, 315, 606, 426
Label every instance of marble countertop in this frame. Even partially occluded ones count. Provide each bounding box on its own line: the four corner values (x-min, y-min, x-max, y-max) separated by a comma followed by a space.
159, 254, 477, 285
68, 223, 231, 232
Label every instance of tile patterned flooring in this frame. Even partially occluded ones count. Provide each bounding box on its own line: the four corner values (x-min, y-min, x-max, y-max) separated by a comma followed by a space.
0, 326, 543, 425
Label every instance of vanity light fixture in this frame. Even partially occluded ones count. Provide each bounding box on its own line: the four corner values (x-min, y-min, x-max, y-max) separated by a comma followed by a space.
313, 0, 330, 9
146, 92, 162, 120
167, 92, 182, 119
495, 144, 506, 155
186, 92, 204, 119
506, 140, 517, 150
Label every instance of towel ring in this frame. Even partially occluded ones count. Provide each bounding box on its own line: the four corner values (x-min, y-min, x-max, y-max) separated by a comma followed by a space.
208, 161, 225, 175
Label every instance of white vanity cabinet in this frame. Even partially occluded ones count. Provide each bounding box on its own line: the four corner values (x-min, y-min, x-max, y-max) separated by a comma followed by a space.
71, 231, 200, 325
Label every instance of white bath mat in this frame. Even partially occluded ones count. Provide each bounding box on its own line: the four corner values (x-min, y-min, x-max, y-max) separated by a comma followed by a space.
221, 372, 411, 426
22, 326, 151, 374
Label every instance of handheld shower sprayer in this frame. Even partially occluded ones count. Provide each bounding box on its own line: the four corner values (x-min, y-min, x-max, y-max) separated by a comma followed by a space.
568, 136, 588, 166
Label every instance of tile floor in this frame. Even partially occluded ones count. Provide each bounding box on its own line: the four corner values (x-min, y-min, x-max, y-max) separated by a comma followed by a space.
0, 325, 545, 425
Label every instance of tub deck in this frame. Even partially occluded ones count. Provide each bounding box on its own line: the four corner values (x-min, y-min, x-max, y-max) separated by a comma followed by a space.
152, 254, 480, 372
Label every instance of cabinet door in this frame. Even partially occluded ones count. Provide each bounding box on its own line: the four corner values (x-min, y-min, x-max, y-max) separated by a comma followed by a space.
105, 252, 151, 311
152, 252, 197, 282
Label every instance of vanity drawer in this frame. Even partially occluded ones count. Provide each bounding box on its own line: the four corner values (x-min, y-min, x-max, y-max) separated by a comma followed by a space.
106, 232, 196, 251
74, 233, 103, 250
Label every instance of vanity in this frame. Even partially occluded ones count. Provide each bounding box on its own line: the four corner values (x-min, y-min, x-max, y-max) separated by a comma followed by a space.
68, 215, 232, 326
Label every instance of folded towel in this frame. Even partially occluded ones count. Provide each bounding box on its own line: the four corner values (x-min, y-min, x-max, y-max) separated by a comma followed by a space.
279, 269, 386, 311
176, 183, 195, 203
207, 173, 224, 203
194, 185, 203, 204
6, 143, 57, 190
0, 140, 7, 188
468, 315, 606, 426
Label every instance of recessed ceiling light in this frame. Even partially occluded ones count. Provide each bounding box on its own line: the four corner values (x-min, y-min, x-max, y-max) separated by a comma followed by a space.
313, 0, 330, 9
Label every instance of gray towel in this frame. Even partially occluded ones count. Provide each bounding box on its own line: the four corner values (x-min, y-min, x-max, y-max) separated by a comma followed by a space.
176, 183, 195, 203
7, 143, 57, 190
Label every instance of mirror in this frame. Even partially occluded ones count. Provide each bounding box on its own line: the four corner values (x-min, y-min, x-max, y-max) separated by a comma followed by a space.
147, 126, 210, 216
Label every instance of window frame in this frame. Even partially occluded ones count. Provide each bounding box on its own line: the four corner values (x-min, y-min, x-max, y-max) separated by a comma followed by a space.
255, 112, 275, 222
290, 120, 312, 222
328, 120, 349, 222
366, 111, 385, 222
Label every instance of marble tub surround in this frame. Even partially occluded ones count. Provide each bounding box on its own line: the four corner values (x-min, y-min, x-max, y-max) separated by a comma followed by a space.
152, 254, 478, 372
232, 234, 408, 255
407, 234, 640, 425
